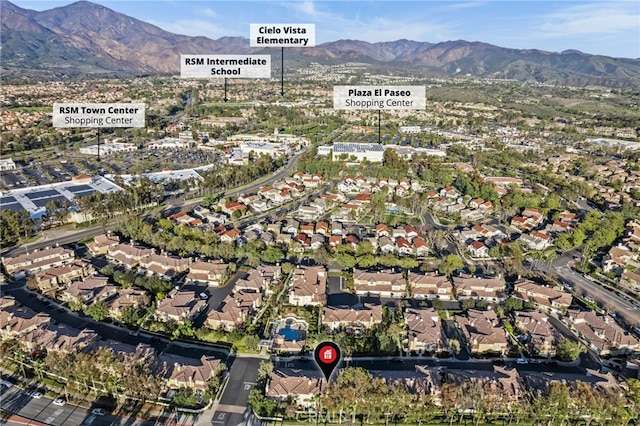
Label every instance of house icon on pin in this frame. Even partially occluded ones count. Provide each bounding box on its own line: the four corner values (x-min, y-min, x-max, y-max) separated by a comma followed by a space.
323, 349, 333, 360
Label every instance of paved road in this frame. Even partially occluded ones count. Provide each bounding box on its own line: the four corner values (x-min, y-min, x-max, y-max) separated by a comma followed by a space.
278, 356, 584, 375
211, 357, 261, 426
531, 247, 640, 326
0, 385, 197, 426
556, 266, 640, 325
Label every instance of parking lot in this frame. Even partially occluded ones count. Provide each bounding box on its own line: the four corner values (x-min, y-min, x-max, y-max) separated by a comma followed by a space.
1, 144, 221, 191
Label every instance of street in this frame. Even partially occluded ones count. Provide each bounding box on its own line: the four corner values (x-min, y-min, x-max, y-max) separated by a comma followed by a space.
211, 357, 262, 426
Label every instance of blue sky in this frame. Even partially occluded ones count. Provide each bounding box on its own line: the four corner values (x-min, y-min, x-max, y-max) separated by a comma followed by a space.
11, 0, 640, 58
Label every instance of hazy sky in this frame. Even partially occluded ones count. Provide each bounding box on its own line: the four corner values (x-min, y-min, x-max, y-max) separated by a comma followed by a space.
10, 0, 640, 58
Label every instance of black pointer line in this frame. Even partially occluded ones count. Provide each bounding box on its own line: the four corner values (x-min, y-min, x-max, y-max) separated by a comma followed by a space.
281, 47, 285, 96
378, 109, 382, 144
224, 78, 229, 102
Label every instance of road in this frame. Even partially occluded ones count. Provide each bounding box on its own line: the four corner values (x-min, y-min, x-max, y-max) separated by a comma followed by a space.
163, 148, 310, 215
211, 357, 261, 426
556, 266, 640, 325
530, 247, 640, 326
0, 384, 198, 426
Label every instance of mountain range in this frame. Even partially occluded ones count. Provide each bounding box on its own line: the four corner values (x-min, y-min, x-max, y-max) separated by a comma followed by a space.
2, 0, 640, 88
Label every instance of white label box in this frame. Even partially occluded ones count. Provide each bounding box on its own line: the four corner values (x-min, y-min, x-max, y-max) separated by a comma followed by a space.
334, 86, 425, 110
250, 23, 316, 47
181, 55, 271, 79
53, 103, 145, 128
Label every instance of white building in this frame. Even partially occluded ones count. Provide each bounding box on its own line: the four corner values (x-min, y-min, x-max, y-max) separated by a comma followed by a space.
239, 141, 289, 158
79, 142, 137, 156
0, 158, 16, 171
320, 142, 385, 162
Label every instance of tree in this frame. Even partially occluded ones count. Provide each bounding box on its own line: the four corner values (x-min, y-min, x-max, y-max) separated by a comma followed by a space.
261, 246, 284, 264
336, 252, 356, 268
257, 360, 274, 381
555, 338, 585, 361
120, 305, 141, 327
312, 246, 330, 266
84, 301, 108, 321
503, 296, 524, 312
439, 254, 463, 276
357, 254, 377, 269
281, 262, 295, 275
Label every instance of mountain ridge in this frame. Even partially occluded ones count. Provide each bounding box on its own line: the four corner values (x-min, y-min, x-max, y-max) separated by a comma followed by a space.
2, 0, 639, 88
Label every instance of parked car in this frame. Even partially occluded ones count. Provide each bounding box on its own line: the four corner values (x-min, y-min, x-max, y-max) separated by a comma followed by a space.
91, 408, 106, 416
52, 397, 66, 406
26, 390, 43, 399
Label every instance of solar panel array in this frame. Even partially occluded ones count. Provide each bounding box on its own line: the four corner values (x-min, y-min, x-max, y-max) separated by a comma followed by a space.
25, 189, 61, 200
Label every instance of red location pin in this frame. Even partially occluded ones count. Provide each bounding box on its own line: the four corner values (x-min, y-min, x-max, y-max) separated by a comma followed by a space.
314, 341, 341, 381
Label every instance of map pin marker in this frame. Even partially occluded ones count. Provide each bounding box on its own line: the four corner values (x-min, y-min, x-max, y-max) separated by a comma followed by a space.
314, 341, 341, 382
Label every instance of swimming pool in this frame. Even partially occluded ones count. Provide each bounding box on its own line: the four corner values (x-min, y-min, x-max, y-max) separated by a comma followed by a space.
279, 327, 304, 341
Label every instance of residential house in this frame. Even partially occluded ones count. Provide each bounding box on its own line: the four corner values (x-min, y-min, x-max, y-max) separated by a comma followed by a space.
408, 272, 453, 300
107, 243, 154, 269
31, 260, 94, 294
602, 245, 639, 276
445, 366, 524, 406
404, 307, 447, 353
310, 234, 325, 250
235, 265, 280, 294
567, 310, 640, 355
60, 276, 118, 305
221, 202, 247, 216
456, 309, 509, 355
453, 274, 506, 302
139, 253, 191, 280
322, 303, 383, 331
26, 323, 99, 354
206, 290, 262, 331
353, 269, 406, 298
285, 220, 300, 235
621, 270, 640, 292
266, 369, 323, 408
378, 236, 395, 254
106, 287, 150, 321
2, 246, 75, 278
513, 279, 572, 313
288, 266, 326, 306
413, 237, 429, 257
185, 260, 229, 286
161, 353, 222, 391
220, 228, 241, 243
519, 231, 552, 250
514, 311, 560, 357
376, 224, 390, 238
86, 233, 121, 256
154, 288, 207, 323
0, 303, 51, 340
467, 241, 489, 258
396, 237, 414, 256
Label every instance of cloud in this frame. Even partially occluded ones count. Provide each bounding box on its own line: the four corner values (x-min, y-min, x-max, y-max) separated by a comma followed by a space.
535, 1, 639, 37
200, 7, 217, 18
279, 0, 344, 22
439, 1, 487, 10
276, 1, 456, 42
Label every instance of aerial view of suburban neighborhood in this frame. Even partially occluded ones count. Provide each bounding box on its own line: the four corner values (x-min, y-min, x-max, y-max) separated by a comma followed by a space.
1, 1, 639, 425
